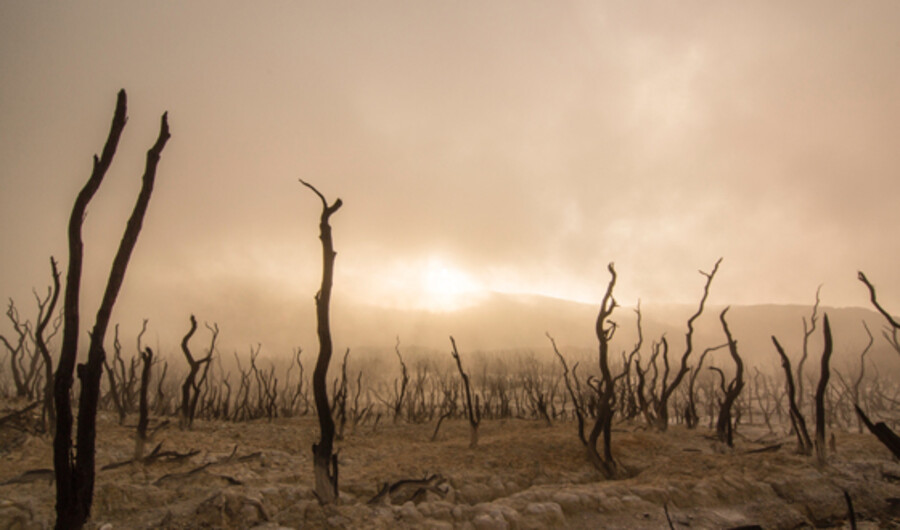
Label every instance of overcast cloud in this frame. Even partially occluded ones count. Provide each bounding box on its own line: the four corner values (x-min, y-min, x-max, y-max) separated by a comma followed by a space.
2, 1, 899, 351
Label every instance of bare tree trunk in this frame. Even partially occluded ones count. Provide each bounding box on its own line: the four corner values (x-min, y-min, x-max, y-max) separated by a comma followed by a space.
715, 308, 744, 447
549, 333, 586, 445
772, 336, 813, 455
654, 258, 722, 431
53, 90, 169, 530
586, 263, 618, 479
853, 322, 873, 433
797, 286, 821, 413
858, 272, 900, 331
450, 337, 480, 448
814, 315, 834, 464
135, 347, 153, 460
36, 258, 61, 433
686, 343, 727, 429
300, 180, 342, 505
392, 337, 410, 422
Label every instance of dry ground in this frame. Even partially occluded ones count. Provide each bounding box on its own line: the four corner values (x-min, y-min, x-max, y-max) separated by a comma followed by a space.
1, 405, 900, 529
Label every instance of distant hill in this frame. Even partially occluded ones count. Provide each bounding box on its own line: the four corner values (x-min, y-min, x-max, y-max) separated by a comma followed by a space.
113, 284, 899, 374
325, 292, 897, 373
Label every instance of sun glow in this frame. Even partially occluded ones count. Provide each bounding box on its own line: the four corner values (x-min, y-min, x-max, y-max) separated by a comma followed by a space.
355, 255, 486, 312
419, 258, 481, 310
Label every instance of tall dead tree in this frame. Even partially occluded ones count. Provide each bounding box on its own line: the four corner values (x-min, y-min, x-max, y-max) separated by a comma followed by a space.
179, 315, 217, 429
851, 322, 874, 432
1, 300, 33, 398
300, 179, 342, 504
814, 314, 834, 464
654, 258, 722, 431
53, 90, 169, 529
715, 307, 744, 447
685, 343, 727, 428
135, 346, 153, 460
586, 262, 619, 478
392, 337, 410, 422
35, 258, 61, 432
858, 272, 900, 332
859, 271, 900, 356
855, 272, 900, 457
450, 336, 480, 448
772, 336, 813, 454
797, 286, 822, 413
549, 332, 587, 445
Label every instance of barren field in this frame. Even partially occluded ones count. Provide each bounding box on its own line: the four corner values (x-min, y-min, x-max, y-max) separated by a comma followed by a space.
2, 406, 900, 529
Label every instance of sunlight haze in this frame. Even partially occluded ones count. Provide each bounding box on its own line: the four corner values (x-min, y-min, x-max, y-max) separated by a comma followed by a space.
2, 1, 899, 353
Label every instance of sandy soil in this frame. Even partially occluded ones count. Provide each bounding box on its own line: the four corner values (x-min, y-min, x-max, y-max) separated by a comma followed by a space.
2, 407, 899, 529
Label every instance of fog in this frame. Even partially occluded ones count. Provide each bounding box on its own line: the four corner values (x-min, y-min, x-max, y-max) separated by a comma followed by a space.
2, 2, 899, 354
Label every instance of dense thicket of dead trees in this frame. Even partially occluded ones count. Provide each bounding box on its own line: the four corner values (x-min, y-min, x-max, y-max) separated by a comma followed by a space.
2, 267, 895, 446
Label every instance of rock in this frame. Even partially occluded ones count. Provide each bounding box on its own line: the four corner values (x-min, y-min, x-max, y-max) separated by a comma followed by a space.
488, 475, 506, 497
472, 502, 521, 529
326, 514, 351, 528
192, 490, 271, 528
417, 500, 454, 521
398, 501, 424, 522
459, 482, 494, 503
524, 502, 565, 526
472, 513, 508, 530
0, 500, 35, 530
551, 491, 582, 513
422, 521, 454, 530
451, 504, 471, 521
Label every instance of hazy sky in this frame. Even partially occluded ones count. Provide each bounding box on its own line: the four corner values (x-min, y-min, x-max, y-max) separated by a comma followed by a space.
2, 2, 899, 351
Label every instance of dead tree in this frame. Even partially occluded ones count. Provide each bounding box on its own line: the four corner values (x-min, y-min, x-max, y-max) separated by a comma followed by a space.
450, 336, 480, 448
35, 258, 61, 432
814, 315, 834, 464
53, 89, 170, 529
178, 315, 216, 429
586, 262, 619, 478
286, 347, 309, 416
301, 179, 342, 504
1, 299, 33, 398
103, 325, 127, 424
851, 322, 874, 432
772, 336, 813, 454
797, 286, 822, 413
332, 349, 350, 440
855, 405, 900, 459
715, 307, 744, 447
685, 343, 727, 428
858, 272, 900, 332
654, 258, 722, 431
392, 337, 410, 422
859, 271, 900, 362
135, 347, 153, 460
549, 332, 587, 445
619, 305, 643, 421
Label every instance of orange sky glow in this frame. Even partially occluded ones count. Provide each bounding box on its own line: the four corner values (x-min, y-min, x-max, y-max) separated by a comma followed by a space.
2, 1, 899, 353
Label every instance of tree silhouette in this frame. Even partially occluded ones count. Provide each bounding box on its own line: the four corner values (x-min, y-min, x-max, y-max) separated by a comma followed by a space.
300, 179, 343, 504
53, 90, 169, 529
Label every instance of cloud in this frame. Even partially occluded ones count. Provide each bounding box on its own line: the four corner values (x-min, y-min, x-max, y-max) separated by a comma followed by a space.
2, 1, 900, 355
